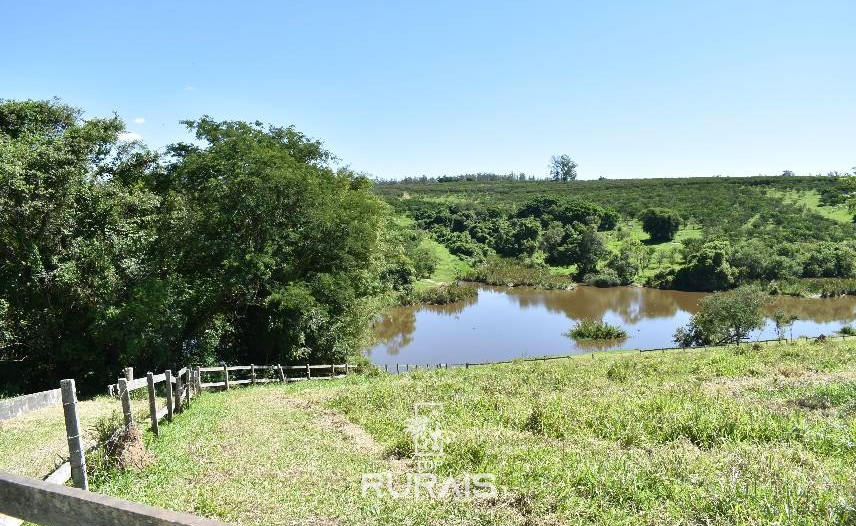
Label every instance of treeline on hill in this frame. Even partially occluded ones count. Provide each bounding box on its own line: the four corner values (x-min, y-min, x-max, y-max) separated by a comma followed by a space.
386, 176, 856, 292
0, 99, 427, 393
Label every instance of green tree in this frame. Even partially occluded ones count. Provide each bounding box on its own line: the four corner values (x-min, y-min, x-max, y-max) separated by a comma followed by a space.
607, 237, 650, 284
549, 154, 577, 182
0, 99, 162, 390
672, 241, 737, 291
163, 117, 391, 367
674, 287, 768, 347
639, 208, 681, 242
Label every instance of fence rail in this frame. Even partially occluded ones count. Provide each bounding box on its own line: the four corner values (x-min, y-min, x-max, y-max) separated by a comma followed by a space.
197, 363, 353, 390
0, 388, 62, 421
0, 469, 232, 526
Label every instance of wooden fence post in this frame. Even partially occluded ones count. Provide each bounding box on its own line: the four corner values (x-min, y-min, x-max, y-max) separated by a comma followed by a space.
305, 364, 311, 379
194, 367, 201, 393
330, 364, 336, 377
465, 363, 469, 369
395, 364, 399, 374
124, 367, 134, 382
174, 370, 183, 413
60, 379, 88, 491
118, 378, 133, 429
164, 371, 174, 422
384, 364, 389, 373
345, 363, 350, 375
223, 364, 230, 390
182, 367, 190, 409
251, 364, 256, 385
277, 364, 286, 382
146, 372, 159, 436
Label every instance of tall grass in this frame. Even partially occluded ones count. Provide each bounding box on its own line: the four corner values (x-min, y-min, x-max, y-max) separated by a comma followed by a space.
402, 282, 478, 305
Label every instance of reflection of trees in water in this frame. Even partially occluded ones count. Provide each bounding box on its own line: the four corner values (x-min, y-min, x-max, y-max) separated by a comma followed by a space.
371, 308, 416, 356
767, 296, 856, 323
507, 286, 703, 324
422, 294, 478, 316
370, 294, 477, 356
369, 287, 856, 357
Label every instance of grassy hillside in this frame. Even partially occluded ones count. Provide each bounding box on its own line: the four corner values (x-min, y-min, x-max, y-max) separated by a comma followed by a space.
75, 339, 856, 525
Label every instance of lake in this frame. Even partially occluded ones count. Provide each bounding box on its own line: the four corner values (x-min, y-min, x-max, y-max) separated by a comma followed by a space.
367, 285, 856, 365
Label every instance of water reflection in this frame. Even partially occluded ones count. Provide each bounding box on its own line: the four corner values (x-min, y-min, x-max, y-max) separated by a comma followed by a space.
367, 285, 856, 365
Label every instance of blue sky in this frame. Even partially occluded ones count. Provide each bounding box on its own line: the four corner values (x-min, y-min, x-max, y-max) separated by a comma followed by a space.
2, 1, 854, 179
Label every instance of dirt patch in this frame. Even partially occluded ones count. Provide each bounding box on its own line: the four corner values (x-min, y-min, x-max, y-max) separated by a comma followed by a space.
269, 392, 385, 457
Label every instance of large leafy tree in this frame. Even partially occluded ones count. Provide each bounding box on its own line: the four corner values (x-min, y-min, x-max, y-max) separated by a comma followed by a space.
0, 101, 399, 392
0, 99, 162, 389
639, 208, 681, 242
161, 118, 390, 367
549, 154, 577, 182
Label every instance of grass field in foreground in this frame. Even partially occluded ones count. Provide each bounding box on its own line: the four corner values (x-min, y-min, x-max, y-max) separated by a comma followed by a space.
86, 340, 854, 525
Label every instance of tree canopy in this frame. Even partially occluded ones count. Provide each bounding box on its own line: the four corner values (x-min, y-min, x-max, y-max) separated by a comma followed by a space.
0, 100, 406, 393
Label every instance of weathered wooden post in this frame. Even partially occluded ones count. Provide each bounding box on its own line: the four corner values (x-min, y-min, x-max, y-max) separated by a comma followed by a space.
345, 363, 350, 375
173, 369, 184, 414
146, 372, 159, 436
60, 379, 88, 490
277, 364, 286, 382
194, 366, 202, 392
395, 364, 399, 374
384, 364, 389, 373
164, 370, 174, 422
182, 366, 190, 409
465, 363, 469, 369
223, 364, 230, 390
331, 364, 336, 377
305, 363, 311, 379
118, 377, 134, 430
124, 367, 134, 382
251, 364, 256, 385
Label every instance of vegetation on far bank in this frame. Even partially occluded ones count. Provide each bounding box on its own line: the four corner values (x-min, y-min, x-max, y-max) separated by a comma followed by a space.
376, 175, 856, 297
466, 257, 576, 289
59, 339, 856, 525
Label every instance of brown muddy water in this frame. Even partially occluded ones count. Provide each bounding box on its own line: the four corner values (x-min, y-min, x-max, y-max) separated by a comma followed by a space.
367, 285, 856, 365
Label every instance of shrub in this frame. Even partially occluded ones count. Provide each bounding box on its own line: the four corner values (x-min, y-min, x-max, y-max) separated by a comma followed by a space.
639, 208, 681, 242
583, 270, 622, 288
404, 282, 478, 306
467, 258, 575, 290
839, 325, 856, 336
566, 319, 627, 341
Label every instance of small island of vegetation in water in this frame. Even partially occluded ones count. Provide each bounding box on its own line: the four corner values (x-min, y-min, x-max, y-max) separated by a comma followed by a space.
566, 318, 628, 341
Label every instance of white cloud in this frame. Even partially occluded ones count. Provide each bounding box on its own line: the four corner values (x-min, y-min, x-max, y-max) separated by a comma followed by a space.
117, 131, 142, 142
133, 117, 145, 124
184, 86, 195, 91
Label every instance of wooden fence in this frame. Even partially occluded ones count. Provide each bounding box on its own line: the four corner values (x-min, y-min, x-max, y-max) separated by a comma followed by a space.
0, 361, 356, 525
197, 362, 352, 390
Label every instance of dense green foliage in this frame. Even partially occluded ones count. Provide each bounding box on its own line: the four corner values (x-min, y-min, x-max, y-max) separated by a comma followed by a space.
402, 282, 477, 305
0, 99, 417, 392
378, 176, 856, 292
566, 318, 627, 340
639, 207, 681, 242
466, 258, 576, 289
